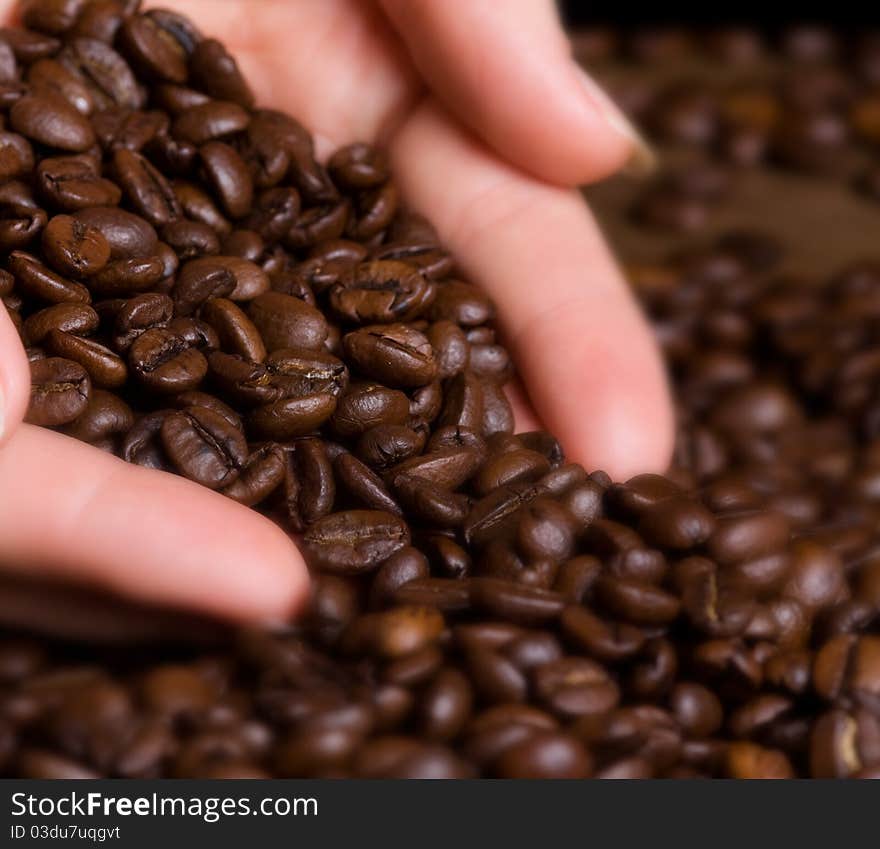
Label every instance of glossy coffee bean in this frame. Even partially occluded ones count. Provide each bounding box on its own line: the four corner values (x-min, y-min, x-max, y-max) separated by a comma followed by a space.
27, 356, 91, 426
160, 406, 248, 490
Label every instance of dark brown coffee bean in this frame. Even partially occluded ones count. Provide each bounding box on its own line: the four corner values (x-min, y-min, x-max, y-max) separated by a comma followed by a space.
329, 261, 434, 325
57, 37, 142, 110
44, 329, 126, 388
37, 154, 122, 210
533, 657, 620, 719
471, 578, 565, 625
638, 497, 716, 549
707, 510, 791, 565
24, 302, 98, 344
560, 605, 645, 662
160, 406, 247, 489
8, 250, 91, 303
810, 708, 880, 778
27, 58, 94, 114
494, 731, 592, 779
394, 578, 472, 613
41, 213, 111, 278
597, 576, 681, 626
128, 327, 206, 393
73, 206, 157, 259
88, 255, 166, 296
117, 14, 187, 84
27, 356, 91, 426
244, 291, 327, 352
0, 132, 35, 181
201, 297, 266, 363
369, 547, 430, 608
330, 382, 410, 439
334, 452, 402, 516
343, 324, 437, 388
303, 510, 410, 574
190, 38, 253, 108
670, 682, 723, 738
431, 280, 493, 326
10, 94, 95, 151
200, 141, 253, 220
113, 148, 180, 226
63, 388, 133, 444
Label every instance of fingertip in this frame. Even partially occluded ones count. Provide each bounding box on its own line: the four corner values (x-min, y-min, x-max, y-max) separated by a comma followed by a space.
232, 516, 312, 626
571, 356, 675, 481
527, 313, 674, 483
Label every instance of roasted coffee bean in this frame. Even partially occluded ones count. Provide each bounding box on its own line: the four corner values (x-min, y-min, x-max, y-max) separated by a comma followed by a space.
27, 58, 95, 114
330, 382, 411, 438
394, 578, 472, 613
117, 14, 187, 84
88, 255, 166, 296
10, 94, 95, 151
37, 154, 122, 210
113, 148, 180, 226
200, 141, 253, 219
63, 388, 133, 444
638, 497, 716, 549
286, 438, 335, 531
24, 302, 98, 344
707, 511, 791, 565
27, 356, 91, 426
343, 324, 437, 388
160, 406, 247, 489
0, 132, 34, 181
560, 605, 645, 662
470, 579, 565, 625
190, 38, 253, 108
128, 327, 206, 393
248, 393, 338, 441
669, 682, 723, 738
329, 261, 434, 325
431, 281, 493, 326
8, 250, 90, 303
334, 452, 402, 516
596, 577, 681, 626
73, 206, 157, 259
369, 547, 430, 609
44, 329, 126, 388
201, 297, 265, 363
41, 214, 111, 278
303, 511, 410, 574
57, 37, 143, 110
533, 657, 620, 719
246, 290, 326, 350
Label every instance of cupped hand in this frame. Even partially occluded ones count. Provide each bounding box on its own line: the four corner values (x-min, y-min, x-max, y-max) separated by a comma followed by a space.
0, 0, 673, 625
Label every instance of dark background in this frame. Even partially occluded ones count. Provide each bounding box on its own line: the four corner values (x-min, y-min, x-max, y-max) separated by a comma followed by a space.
560, 0, 868, 28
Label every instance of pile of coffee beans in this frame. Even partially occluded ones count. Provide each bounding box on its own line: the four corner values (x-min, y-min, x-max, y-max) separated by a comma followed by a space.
574, 26, 880, 230
1, 5, 879, 779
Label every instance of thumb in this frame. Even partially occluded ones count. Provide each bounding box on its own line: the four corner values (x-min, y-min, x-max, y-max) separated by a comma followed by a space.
379, 0, 654, 185
0, 301, 30, 447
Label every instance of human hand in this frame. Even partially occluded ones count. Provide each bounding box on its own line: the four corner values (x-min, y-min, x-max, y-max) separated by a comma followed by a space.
0, 0, 672, 625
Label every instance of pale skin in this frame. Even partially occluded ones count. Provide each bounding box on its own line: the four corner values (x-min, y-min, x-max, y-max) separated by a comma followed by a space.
0, 0, 673, 624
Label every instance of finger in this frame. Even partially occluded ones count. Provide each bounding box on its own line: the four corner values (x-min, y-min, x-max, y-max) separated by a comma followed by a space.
391, 100, 674, 479
0, 425, 309, 624
379, 0, 653, 185
0, 305, 31, 447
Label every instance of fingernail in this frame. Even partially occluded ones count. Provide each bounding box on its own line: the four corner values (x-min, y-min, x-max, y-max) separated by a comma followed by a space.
577, 68, 657, 177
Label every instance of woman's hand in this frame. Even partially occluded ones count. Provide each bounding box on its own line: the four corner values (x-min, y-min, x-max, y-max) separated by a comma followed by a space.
0, 0, 673, 624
